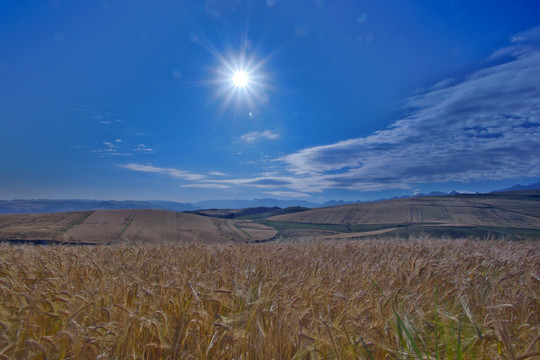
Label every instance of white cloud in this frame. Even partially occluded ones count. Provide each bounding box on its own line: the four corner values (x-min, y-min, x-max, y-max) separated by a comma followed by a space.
264, 191, 311, 198
489, 25, 540, 60
210, 171, 227, 176
181, 183, 231, 189
94, 140, 155, 156
240, 130, 280, 143
120, 164, 205, 180
201, 176, 295, 189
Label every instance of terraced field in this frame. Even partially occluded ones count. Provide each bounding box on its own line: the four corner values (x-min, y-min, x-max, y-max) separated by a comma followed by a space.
0, 209, 277, 244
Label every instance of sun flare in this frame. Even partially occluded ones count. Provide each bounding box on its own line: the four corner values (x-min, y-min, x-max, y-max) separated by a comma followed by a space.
207, 47, 275, 116
232, 70, 250, 88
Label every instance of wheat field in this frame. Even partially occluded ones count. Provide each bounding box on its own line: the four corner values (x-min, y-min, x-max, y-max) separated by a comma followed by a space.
0, 239, 538, 359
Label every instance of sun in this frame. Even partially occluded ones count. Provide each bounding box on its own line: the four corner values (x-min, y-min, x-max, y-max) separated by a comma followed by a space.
205, 46, 275, 116
232, 70, 250, 88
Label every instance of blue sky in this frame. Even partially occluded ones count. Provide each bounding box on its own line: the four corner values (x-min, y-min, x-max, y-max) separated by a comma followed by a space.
1, 0, 540, 203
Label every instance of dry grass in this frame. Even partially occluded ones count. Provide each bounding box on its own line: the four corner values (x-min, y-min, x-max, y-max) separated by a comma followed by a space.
0, 239, 538, 359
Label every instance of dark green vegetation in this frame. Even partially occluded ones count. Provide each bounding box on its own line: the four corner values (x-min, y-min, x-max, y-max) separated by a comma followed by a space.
187, 206, 310, 220
256, 219, 399, 233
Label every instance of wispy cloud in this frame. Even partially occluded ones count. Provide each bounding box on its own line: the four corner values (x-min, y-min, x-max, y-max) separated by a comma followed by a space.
210, 171, 227, 176
489, 25, 540, 60
120, 164, 205, 180
94, 141, 133, 156
264, 191, 310, 198
201, 176, 295, 189
181, 183, 231, 189
134, 144, 153, 153
202, 175, 331, 193
94, 140, 155, 156
240, 130, 280, 143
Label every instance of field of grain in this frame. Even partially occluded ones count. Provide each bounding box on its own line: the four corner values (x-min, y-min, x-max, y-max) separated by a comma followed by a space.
0, 239, 538, 359
0, 210, 277, 244
61, 210, 136, 243
0, 211, 91, 241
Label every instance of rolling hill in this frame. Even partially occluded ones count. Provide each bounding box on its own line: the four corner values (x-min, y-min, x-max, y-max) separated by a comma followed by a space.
266, 191, 540, 239
0, 209, 277, 244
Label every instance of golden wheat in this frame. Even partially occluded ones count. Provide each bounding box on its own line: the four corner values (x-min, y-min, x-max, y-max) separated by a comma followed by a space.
0, 239, 538, 359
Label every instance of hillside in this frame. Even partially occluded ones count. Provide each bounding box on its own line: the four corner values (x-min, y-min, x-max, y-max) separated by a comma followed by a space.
0, 209, 277, 244
267, 191, 540, 239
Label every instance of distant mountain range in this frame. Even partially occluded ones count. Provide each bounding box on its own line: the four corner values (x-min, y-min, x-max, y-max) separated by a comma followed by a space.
1, 181, 539, 214
490, 181, 540, 193
193, 198, 322, 210
0, 199, 199, 215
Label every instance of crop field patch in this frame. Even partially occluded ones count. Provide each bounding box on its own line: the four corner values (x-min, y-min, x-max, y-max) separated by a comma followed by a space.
61, 210, 136, 243
0, 211, 92, 241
